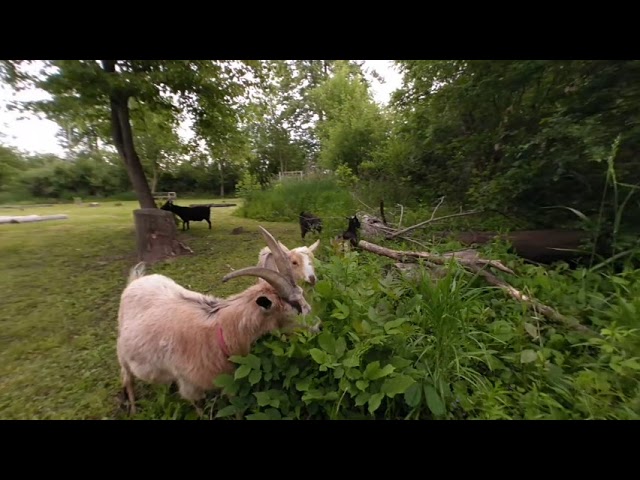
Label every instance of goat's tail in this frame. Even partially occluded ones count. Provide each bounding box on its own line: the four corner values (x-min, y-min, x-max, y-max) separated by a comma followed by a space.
127, 262, 147, 285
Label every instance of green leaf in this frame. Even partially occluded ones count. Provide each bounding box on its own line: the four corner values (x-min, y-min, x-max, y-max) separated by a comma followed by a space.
356, 380, 369, 391
373, 364, 395, 380
265, 408, 282, 420
363, 361, 381, 380
355, 391, 370, 406
245, 354, 261, 370
368, 306, 381, 323
323, 391, 339, 401
318, 332, 336, 354
621, 357, 640, 371
384, 317, 408, 334
248, 370, 262, 386
520, 349, 538, 364
334, 367, 345, 379
404, 382, 422, 408
524, 322, 539, 339
381, 375, 416, 397
234, 364, 252, 379
246, 412, 270, 420
363, 361, 396, 380
214, 405, 237, 418
295, 377, 312, 392
331, 300, 350, 319
270, 345, 285, 356
309, 348, 329, 365
335, 336, 347, 359
213, 373, 234, 388
314, 280, 332, 297
424, 385, 446, 416
368, 393, 385, 414
254, 392, 271, 407
228, 355, 247, 365
262, 358, 273, 373
342, 355, 360, 368
302, 389, 325, 401
185, 411, 199, 420
390, 357, 412, 369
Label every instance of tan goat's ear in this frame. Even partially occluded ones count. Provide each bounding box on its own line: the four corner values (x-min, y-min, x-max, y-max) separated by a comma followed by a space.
309, 239, 320, 252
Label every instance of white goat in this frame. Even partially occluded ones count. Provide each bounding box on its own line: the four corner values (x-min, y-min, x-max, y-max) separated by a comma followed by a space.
116, 226, 312, 415
257, 239, 320, 285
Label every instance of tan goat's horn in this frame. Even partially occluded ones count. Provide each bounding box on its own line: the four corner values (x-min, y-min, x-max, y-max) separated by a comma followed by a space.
222, 267, 294, 299
258, 226, 296, 286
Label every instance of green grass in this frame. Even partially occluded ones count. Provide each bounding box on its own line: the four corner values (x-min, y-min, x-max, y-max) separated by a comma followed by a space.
0, 198, 315, 419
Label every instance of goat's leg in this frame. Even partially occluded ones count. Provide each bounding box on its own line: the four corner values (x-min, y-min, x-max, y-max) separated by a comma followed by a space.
191, 399, 206, 418
177, 379, 206, 417
206, 219, 211, 229
120, 365, 137, 415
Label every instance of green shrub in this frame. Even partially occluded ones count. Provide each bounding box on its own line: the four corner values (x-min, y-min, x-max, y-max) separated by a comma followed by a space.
205, 250, 640, 420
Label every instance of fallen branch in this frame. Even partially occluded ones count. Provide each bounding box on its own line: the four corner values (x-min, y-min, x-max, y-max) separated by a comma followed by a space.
466, 265, 597, 336
356, 239, 598, 337
397, 204, 404, 228
0, 214, 69, 224
358, 240, 514, 275
386, 210, 481, 239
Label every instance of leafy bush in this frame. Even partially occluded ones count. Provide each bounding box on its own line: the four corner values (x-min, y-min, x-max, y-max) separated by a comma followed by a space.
206, 250, 640, 420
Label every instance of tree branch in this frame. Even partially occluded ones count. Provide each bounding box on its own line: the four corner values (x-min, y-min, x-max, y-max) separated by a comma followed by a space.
386, 210, 482, 239
356, 239, 599, 337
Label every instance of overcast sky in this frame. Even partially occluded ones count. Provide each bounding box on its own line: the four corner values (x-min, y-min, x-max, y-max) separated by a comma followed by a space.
0, 60, 403, 156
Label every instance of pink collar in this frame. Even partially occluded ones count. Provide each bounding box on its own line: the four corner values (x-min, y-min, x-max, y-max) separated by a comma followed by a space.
217, 325, 230, 358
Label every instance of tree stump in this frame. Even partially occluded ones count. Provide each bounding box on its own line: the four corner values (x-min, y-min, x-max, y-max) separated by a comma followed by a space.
133, 209, 193, 263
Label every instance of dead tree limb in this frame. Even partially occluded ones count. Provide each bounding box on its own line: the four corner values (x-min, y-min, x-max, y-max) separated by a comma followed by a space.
356, 239, 598, 337
386, 210, 482, 239
358, 240, 514, 275
397, 204, 404, 228
466, 265, 597, 337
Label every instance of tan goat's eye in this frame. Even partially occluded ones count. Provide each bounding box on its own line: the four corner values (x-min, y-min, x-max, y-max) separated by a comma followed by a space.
293, 261, 298, 265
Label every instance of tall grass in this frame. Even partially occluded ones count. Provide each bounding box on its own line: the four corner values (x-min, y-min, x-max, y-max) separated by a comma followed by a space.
235, 177, 357, 225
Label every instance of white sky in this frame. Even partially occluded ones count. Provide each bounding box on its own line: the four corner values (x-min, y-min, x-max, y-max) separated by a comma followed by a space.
0, 60, 403, 156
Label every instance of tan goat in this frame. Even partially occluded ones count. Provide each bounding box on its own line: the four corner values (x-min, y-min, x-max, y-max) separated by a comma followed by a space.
116, 226, 312, 415
257, 239, 320, 285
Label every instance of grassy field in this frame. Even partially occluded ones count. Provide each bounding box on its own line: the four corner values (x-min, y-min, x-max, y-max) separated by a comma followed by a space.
0, 198, 313, 420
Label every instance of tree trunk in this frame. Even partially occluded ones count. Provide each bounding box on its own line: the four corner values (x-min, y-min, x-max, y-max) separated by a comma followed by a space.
219, 161, 225, 198
101, 60, 188, 261
101, 60, 155, 210
151, 167, 158, 194
134, 209, 192, 263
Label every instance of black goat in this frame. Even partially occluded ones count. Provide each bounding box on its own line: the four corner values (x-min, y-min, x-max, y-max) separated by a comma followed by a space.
161, 200, 211, 231
299, 211, 323, 239
341, 214, 361, 246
